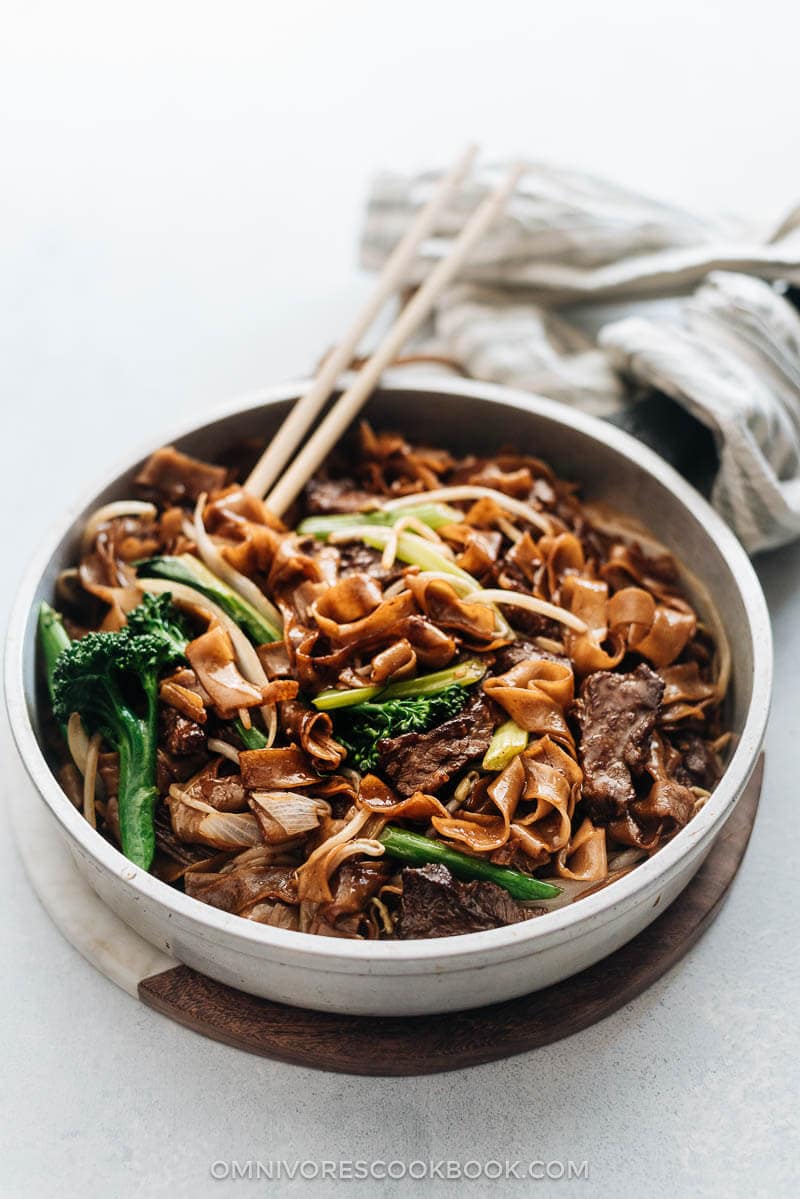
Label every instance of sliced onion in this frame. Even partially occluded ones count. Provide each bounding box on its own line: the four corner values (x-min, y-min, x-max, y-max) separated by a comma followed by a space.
67, 711, 90, 774
207, 738, 241, 765
82, 733, 101, 829
462, 588, 588, 634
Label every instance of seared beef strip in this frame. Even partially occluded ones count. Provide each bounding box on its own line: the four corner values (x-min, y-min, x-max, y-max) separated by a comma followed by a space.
668, 730, 721, 790
377, 695, 496, 797
396, 864, 540, 938
304, 477, 379, 514
160, 706, 207, 756
493, 636, 569, 672
574, 663, 664, 822
336, 541, 406, 587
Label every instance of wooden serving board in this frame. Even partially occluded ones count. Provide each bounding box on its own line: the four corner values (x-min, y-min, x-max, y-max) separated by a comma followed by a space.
138, 756, 763, 1075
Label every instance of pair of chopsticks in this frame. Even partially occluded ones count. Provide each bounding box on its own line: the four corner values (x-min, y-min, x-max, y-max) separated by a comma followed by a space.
245, 147, 523, 516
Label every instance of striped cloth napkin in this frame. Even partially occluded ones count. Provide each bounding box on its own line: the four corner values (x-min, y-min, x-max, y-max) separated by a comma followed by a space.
360, 162, 800, 553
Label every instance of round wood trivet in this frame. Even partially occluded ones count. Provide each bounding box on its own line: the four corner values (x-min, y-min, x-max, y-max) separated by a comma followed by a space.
137, 757, 763, 1075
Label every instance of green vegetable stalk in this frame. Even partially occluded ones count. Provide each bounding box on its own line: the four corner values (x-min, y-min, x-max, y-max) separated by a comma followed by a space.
359, 528, 477, 584
37, 601, 71, 709
313, 657, 486, 712
137, 554, 281, 645
482, 719, 529, 771
51, 593, 188, 870
297, 502, 463, 540
234, 716, 268, 750
378, 826, 561, 900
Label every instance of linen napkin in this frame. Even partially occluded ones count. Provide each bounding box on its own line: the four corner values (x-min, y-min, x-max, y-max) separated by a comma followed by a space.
360, 162, 800, 553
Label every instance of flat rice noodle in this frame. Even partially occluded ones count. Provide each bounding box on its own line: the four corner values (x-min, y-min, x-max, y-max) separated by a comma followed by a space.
257, 640, 293, 678
466, 463, 535, 498
221, 524, 283, 578
607, 812, 662, 850
185, 624, 266, 718
261, 679, 300, 704
488, 823, 552, 871
537, 532, 585, 599
267, 536, 330, 594
504, 531, 543, 588
659, 661, 717, 723
463, 495, 506, 528
79, 546, 142, 632
315, 573, 382, 622
309, 774, 359, 804
434, 735, 580, 853
357, 773, 450, 823
280, 700, 346, 771
368, 639, 417, 684
293, 629, 355, 691
483, 659, 575, 749
184, 862, 298, 914
312, 577, 416, 648
239, 744, 320, 789
167, 789, 262, 849
607, 586, 696, 668
438, 524, 502, 578
205, 485, 285, 534
629, 604, 695, 667
159, 506, 195, 555
134, 445, 227, 504
600, 541, 682, 604
562, 576, 625, 675
159, 678, 207, 724
395, 615, 457, 668
555, 818, 608, 881
405, 575, 502, 648
284, 578, 330, 627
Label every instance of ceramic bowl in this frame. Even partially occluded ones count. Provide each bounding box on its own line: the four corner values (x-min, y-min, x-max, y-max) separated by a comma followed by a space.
5, 378, 772, 1015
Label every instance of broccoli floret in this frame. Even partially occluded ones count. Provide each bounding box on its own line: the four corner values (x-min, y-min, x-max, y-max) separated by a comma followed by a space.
332, 684, 469, 773
124, 592, 190, 658
51, 594, 188, 870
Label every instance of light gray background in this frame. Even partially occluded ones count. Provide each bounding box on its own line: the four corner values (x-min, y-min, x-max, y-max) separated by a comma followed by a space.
2, 3, 799, 1197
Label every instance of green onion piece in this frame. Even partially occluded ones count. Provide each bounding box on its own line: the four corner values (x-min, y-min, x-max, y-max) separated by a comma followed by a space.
137, 554, 280, 645
311, 658, 486, 711
482, 720, 529, 771
380, 658, 485, 699
297, 502, 463, 539
359, 529, 478, 585
312, 683, 383, 711
378, 825, 561, 900
234, 717, 268, 750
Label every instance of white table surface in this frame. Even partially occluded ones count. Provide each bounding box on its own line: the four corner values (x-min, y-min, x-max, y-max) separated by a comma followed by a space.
2, 4, 799, 1196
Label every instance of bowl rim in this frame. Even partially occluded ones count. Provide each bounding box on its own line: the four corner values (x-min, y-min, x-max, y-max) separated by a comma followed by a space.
5, 376, 773, 966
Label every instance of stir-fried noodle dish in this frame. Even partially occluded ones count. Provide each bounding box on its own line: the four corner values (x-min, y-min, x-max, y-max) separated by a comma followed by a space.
39, 425, 731, 939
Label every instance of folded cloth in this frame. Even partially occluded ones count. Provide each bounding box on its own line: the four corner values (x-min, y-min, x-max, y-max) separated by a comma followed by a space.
360, 161, 800, 552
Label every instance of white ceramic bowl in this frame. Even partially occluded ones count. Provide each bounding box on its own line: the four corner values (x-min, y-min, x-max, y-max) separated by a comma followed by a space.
5, 379, 772, 1016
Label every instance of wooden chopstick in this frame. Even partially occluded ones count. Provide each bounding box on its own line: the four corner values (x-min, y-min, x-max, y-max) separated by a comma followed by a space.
244, 144, 479, 499
265, 162, 524, 517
